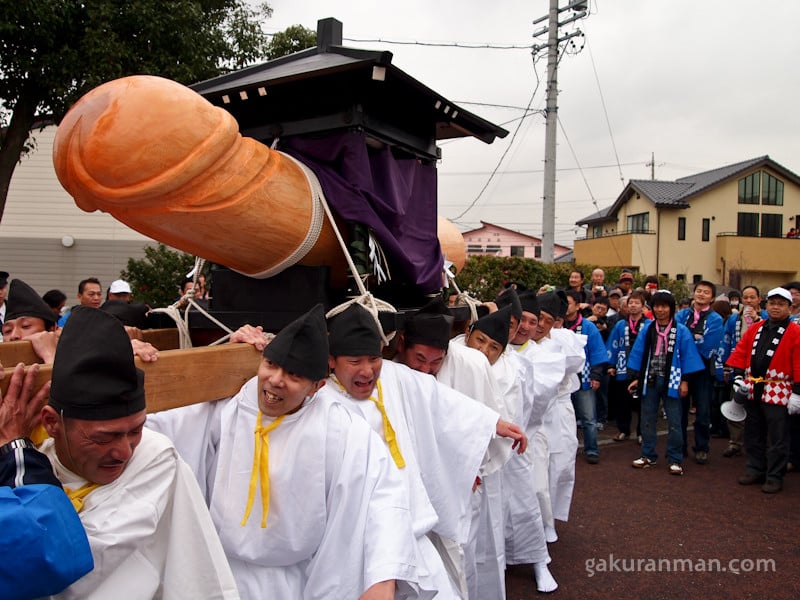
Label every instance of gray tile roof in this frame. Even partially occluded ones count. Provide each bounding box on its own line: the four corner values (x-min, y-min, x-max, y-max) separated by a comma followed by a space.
628, 180, 694, 206
576, 155, 800, 225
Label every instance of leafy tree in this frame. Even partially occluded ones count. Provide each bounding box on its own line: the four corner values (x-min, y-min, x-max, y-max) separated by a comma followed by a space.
120, 244, 197, 308
266, 24, 316, 59
0, 0, 273, 223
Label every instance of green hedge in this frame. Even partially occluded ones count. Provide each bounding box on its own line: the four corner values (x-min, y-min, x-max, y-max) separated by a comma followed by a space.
452, 256, 689, 302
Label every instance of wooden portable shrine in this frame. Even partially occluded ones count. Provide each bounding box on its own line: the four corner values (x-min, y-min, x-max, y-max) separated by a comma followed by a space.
54, 17, 507, 332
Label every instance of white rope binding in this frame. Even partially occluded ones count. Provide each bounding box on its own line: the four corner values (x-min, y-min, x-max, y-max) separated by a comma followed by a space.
243, 151, 325, 279
445, 264, 481, 323
148, 256, 235, 349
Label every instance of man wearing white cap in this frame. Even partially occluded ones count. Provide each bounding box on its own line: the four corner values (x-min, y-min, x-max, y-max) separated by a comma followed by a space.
726, 287, 800, 493
107, 279, 132, 301
0, 271, 8, 341
101, 279, 150, 329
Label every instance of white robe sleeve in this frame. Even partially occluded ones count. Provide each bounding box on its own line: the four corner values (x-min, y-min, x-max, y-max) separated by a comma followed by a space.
438, 340, 514, 475
388, 362, 500, 544
147, 395, 228, 500
304, 405, 420, 599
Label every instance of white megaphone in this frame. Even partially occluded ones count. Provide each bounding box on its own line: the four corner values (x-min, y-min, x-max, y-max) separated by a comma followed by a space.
722, 375, 749, 422
721, 399, 746, 422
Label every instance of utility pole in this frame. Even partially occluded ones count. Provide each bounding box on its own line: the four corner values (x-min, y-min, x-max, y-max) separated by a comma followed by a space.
647, 151, 655, 180
533, 1, 587, 263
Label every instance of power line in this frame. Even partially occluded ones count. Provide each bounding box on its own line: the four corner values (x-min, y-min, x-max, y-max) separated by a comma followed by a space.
557, 115, 599, 211
450, 55, 544, 223
587, 39, 624, 184
439, 161, 641, 176
342, 36, 533, 50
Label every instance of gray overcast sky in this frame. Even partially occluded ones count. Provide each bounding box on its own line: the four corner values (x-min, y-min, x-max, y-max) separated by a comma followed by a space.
264, 1, 800, 246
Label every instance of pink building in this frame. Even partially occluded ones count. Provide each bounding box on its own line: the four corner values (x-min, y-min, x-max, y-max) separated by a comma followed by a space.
461, 221, 572, 260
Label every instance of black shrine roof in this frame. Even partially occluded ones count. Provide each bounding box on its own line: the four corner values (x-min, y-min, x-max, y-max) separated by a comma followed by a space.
191, 18, 508, 160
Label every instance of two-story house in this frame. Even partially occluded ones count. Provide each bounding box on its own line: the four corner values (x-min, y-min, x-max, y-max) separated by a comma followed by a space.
574, 156, 800, 291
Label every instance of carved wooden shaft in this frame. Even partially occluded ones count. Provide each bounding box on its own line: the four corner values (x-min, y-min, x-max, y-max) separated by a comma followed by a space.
52, 75, 340, 278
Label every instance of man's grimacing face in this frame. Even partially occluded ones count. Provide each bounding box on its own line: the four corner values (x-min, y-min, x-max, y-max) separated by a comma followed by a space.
43, 409, 146, 485
329, 355, 383, 400
397, 341, 446, 376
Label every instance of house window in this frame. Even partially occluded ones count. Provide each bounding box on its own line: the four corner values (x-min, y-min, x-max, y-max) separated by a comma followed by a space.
702, 218, 710, 242
534, 246, 542, 259
510, 245, 525, 257
678, 217, 686, 240
467, 244, 483, 253
676, 274, 686, 281
762, 174, 784, 206
738, 172, 760, 204
693, 274, 703, 284
486, 244, 501, 254
737, 212, 759, 236
592, 225, 602, 238
761, 213, 782, 238
626, 212, 649, 233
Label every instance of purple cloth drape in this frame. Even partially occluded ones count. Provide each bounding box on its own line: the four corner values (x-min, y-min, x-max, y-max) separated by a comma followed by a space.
281, 131, 444, 294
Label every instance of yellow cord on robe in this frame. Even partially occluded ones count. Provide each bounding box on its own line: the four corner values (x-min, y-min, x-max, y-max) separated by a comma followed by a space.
333, 378, 405, 469
241, 411, 285, 528
29, 423, 48, 446
367, 381, 405, 469
515, 340, 529, 353
64, 482, 101, 513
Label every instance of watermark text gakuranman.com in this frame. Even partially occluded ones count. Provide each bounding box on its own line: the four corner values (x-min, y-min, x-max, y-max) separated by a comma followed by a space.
585, 554, 776, 577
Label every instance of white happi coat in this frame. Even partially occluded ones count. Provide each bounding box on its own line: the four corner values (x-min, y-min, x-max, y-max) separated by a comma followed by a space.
39, 429, 238, 600
542, 328, 587, 522
147, 378, 420, 600
322, 360, 500, 599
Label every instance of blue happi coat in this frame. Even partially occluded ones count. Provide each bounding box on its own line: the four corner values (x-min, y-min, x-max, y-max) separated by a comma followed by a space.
570, 317, 609, 390
606, 316, 652, 380
627, 319, 705, 399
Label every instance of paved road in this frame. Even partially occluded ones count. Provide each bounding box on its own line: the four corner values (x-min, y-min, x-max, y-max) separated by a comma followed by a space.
505, 427, 798, 599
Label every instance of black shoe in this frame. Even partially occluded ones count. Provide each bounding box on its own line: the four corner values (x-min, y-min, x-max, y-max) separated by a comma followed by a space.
738, 474, 766, 486
694, 451, 708, 465
761, 480, 782, 494
585, 454, 599, 464
722, 446, 741, 458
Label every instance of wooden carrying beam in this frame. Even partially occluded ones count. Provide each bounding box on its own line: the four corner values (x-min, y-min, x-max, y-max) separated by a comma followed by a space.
0, 344, 263, 413
0, 329, 182, 367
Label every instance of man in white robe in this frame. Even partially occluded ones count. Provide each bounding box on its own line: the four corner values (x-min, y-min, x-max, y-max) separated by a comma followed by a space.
394, 297, 514, 599
531, 292, 587, 541
321, 303, 527, 600
37, 307, 238, 600
463, 304, 558, 594
147, 305, 421, 600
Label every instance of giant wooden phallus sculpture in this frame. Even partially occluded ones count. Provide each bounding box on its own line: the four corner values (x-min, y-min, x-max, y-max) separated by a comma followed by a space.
53, 75, 466, 282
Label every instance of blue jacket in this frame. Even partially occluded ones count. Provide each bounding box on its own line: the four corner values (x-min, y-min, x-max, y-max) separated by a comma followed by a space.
627, 320, 705, 399
675, 307, 723, 361
567, 317, 609, 390
0, 448, 93, 599
606, 316, 652, 381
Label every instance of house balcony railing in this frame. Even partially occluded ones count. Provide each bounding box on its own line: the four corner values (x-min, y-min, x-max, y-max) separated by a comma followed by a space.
574, 229, 656, 242
716, 232, 800, 274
